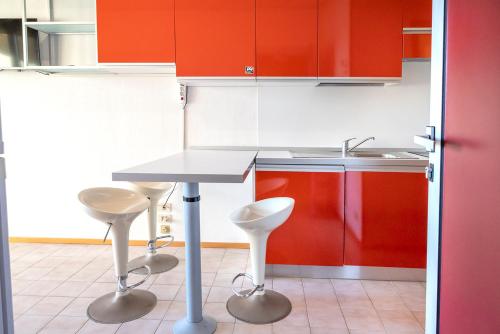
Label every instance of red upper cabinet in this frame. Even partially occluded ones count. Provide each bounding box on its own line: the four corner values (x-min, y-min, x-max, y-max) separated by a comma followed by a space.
318, 0, 403, 78
175, 0, 255, 77
344, 171, 428, 268
96, 0, 175, 63
403, 0, 432, 27
256, 169, 345, 266
256, 0, 318, 77
402, 0, 432, 59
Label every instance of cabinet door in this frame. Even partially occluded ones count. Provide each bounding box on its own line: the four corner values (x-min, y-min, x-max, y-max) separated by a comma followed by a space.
403, 34, 431, 59
97, 0, 175, 63
256, 0, 318, 77
403, 0, 432, 27
175, 0, 255, 77
345, 171, 428, 268
318, 0, 402, 78
256, 169, 344, 266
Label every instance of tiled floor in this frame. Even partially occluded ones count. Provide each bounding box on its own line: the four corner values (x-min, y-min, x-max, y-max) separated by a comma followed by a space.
9, 243, 426, 334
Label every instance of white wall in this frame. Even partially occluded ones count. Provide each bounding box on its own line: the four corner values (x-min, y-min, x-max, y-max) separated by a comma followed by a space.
0, 61, 430, 244
187, 62, 430, 148
0, 72, 184, 241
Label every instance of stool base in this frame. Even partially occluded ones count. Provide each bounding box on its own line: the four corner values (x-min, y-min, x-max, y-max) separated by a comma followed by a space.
226, 290, 292, 324
128, 253, 179, 275
173, 315, 217, 334
87, 289, 157, 324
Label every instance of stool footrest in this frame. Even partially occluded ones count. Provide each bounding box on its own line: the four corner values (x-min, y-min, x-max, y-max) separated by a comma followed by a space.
118, 265, 152, 292
231, 273, 264, 298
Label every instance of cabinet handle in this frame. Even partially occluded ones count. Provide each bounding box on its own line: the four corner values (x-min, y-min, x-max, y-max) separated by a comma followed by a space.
244, 66, 254, 75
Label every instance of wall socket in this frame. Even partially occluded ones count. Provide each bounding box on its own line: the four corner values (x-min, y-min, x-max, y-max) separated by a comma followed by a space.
158, 203, 172, 212
160, 224, 171, 234
160, 214, 172, 223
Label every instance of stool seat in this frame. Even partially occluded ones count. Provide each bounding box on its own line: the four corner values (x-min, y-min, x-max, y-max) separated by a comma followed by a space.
78, 187, 156, 324
227, 197, 295, 325
127, 182, 179, 275
78, 187, 149, 223
130, 182, 173, 199
229, 197, 295, 233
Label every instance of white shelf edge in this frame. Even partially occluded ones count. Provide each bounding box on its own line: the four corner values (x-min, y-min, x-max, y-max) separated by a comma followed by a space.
24, 21, 96, 34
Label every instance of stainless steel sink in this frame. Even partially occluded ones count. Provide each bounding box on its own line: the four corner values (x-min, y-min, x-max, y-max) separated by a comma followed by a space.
291, 151, 418, 159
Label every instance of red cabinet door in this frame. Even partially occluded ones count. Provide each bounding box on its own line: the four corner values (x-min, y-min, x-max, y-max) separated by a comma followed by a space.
256, 0, 318, 77
97, 0, 175, 63
403, 34, 431, 59
175, 0, 255, 77
256, 169, 344, 266
403, 0, 432, 27
345, 171, 428, 268
318, 0, 403, 78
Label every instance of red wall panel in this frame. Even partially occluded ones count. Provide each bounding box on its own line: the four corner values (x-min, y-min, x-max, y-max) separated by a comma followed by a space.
440, 0, 500, 332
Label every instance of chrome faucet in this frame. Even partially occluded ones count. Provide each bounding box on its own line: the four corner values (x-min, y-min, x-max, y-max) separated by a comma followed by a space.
341, 137, 375, 157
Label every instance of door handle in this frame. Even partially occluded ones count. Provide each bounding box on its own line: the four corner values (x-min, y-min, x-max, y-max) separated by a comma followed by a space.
414, 126, 436, 152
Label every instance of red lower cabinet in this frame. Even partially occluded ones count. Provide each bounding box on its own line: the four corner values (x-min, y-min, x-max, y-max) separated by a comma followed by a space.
345, 171, 428, 268
256, 169, 344, 266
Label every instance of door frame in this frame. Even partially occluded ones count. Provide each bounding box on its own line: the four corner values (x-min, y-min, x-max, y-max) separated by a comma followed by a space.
425, 0, 446, 333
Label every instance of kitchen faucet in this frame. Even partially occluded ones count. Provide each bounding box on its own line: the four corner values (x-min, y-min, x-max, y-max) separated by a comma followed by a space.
341, 137, 376, 157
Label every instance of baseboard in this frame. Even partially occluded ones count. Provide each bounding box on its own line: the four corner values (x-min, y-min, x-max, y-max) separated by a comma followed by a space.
8, 237, 249, 249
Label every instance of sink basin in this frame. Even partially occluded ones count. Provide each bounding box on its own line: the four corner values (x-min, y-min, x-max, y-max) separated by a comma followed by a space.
291, 151, 418, 159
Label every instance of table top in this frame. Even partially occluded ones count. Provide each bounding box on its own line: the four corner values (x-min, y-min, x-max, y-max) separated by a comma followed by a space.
112, 150, 257, 183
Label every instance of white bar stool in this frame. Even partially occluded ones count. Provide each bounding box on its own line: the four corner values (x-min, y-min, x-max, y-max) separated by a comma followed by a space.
128, 182, 179, 274
226, 197, 295, 324
78, 187, 157, 324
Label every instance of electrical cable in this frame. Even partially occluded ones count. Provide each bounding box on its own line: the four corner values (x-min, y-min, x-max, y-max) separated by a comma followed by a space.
162, 182, 177, 208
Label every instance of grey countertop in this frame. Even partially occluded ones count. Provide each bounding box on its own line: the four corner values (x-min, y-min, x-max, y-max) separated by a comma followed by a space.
112, 150, 257, 183
189, 146, 428, 170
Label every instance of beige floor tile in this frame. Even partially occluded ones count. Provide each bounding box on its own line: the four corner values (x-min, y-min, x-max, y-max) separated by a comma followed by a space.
164, 301, 186, 321
348, 330, 386, 334
155, 320, 175, 334
11, 280, 36, 295
176, 285, 210, 303
116, 319, 161, 334
341, 307, 385, 331
142, 300, 172, 320
32, 256, 68, 268
59, 297, 93, 317
69, 267, 109, 282
274, 303, 309, 327
154, 271, 185, 285
148, 284, 181, 300
378, 309, 423, 333
306, 304, 347, 329
79, 282, 116, 298
15, 267, 53, 280
203, 302, 235, 323
207, 287, 234, 303
214, 322, 234, 333
13, 295, 43, 315
40, 265, 84, 281
332, 280, 372, 309
310, 327, 349, 334
213, 272, 240, 287
25, 296, 74, 316
202, 272, 216, 286
272, 323, 311, 334
14, 314, 53, 334
38, 315, 88, 334
234, 323, 272, 334
17, 280, 63, 296
77, 320, 121, 334
49, 281, 92, 297
412, 311, 425, 329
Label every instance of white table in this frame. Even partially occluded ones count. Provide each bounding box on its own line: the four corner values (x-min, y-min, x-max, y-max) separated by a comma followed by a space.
113, 150, 257, 334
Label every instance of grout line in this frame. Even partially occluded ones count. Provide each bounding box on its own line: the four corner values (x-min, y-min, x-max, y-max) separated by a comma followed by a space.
329, 278, 350, 332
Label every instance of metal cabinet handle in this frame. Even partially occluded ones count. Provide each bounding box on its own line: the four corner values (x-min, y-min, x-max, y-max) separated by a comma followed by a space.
244, 66, 254, 75
414, 126, 436, 152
